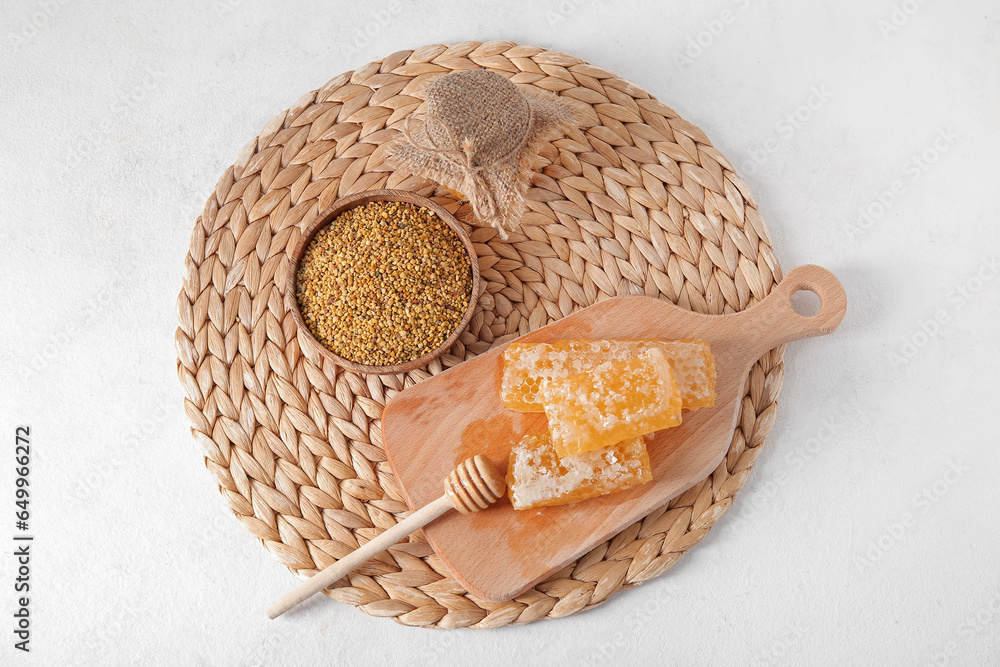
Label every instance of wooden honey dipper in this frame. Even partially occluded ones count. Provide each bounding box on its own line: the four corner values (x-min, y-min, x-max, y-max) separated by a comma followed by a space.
267, 455, 505, 619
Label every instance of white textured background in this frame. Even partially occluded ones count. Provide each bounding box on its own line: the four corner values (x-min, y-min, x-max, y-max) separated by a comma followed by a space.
1, 1, 998, 665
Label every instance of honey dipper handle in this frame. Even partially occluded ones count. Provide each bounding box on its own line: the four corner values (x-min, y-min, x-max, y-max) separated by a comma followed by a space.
734, 264, 848, 361
266, 456, 505, 619
266, 494, 453, 619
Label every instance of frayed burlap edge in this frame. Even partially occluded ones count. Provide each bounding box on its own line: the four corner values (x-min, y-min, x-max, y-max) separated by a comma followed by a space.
386, 72, 590, 239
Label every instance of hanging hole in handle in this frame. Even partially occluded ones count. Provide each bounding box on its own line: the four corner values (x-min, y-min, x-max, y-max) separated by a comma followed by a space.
791, 287, 822, 317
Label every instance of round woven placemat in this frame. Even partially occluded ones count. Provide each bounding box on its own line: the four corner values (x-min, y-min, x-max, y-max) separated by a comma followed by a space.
176, 41, 785, 628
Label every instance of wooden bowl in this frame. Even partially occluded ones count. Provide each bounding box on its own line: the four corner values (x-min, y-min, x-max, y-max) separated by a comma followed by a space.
285, 189, 481, 375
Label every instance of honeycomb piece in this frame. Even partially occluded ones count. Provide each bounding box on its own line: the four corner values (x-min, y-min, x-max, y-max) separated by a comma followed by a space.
540, 348, 682, 458
507, 432, 652, 510
501, 339, 715, 413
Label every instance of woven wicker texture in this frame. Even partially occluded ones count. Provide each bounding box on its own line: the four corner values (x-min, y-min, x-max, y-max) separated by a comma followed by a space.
175, 41, 785, 628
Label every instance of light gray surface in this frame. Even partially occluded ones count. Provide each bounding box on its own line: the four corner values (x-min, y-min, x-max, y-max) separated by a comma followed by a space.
1, 1, 998, 665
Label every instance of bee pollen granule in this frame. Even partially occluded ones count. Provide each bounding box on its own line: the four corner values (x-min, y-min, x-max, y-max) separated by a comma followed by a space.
295, 200, 473, 367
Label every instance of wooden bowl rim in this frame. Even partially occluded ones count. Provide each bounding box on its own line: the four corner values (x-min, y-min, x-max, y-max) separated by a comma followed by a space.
284, 189, 481, 375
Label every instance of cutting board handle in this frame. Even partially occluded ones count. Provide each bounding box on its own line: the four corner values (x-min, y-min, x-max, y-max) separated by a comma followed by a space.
733, 264, 847, 361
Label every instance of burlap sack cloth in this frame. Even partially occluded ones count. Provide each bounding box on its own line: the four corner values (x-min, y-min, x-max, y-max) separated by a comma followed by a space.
387, 69, 584, 238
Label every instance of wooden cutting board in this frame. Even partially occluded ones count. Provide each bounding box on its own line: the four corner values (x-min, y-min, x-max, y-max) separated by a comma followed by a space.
381, 264, 846, 601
